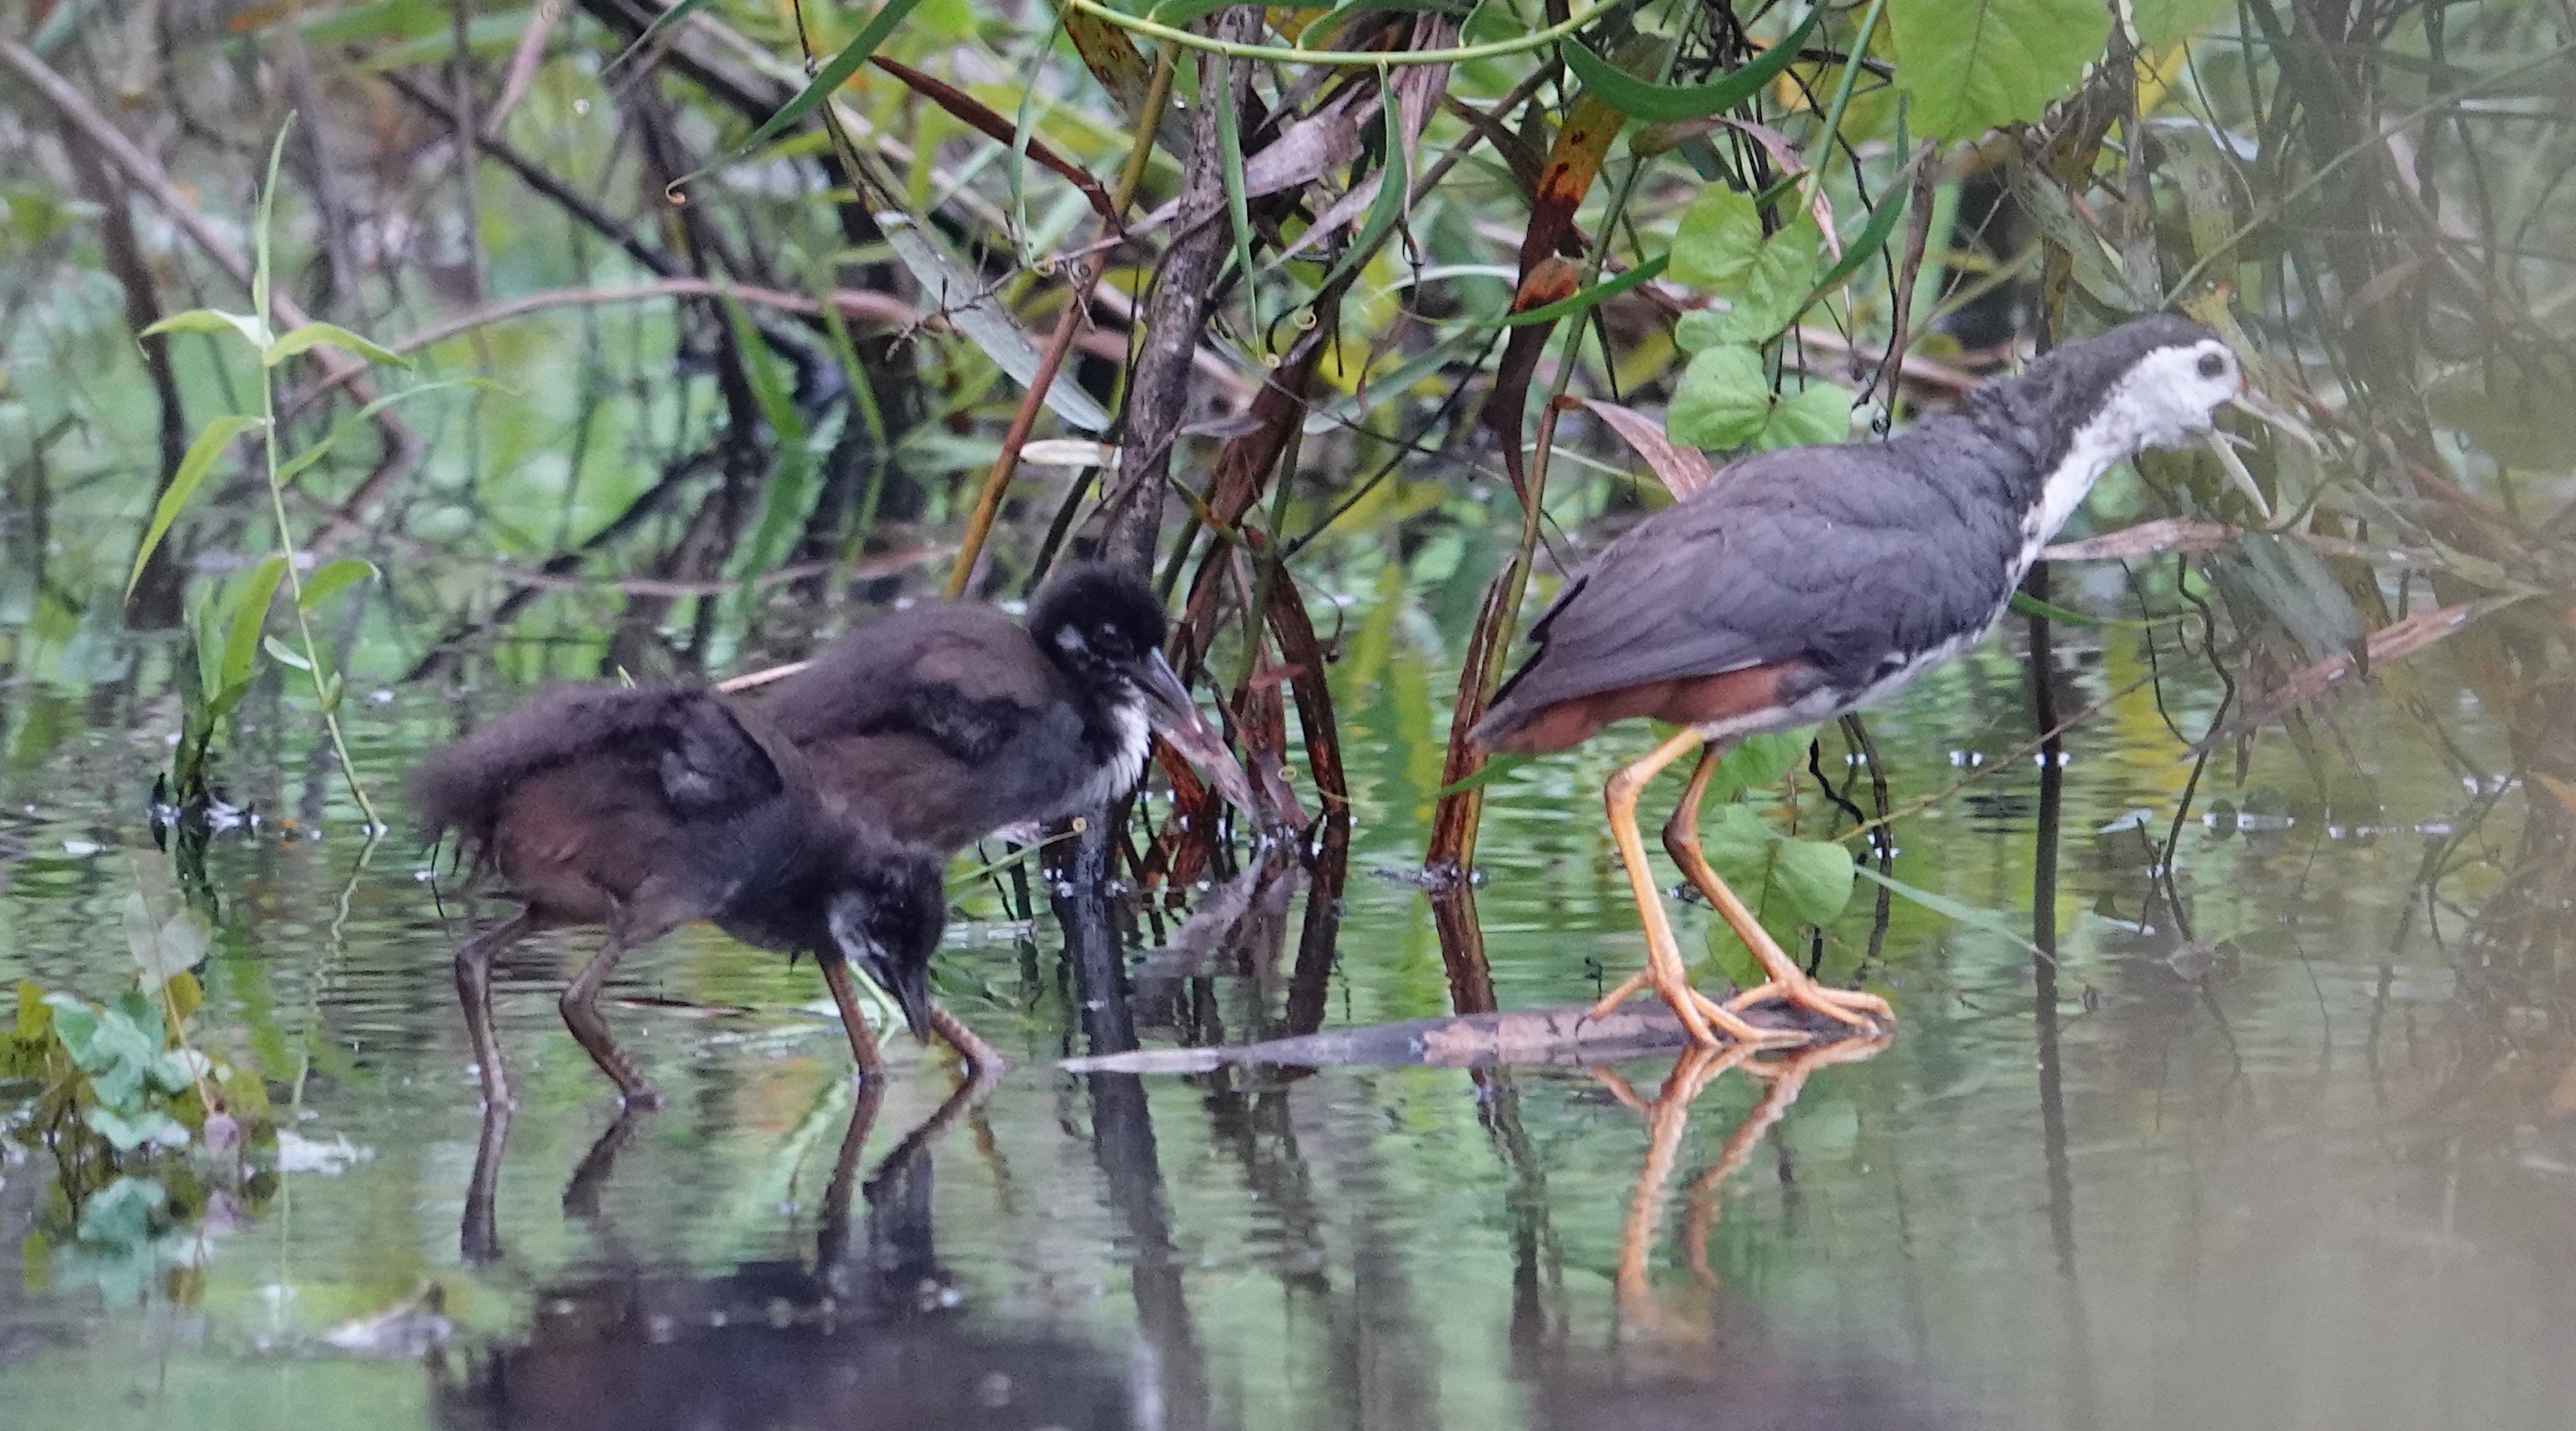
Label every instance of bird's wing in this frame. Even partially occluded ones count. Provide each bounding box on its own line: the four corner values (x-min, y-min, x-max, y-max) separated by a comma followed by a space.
891, 628, 1056, 764
654, 694, 788, 821
1490, 436, 2025, 717
762, 606, 1052, 765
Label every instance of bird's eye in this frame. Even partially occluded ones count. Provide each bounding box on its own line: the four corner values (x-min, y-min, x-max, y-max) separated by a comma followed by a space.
2197, 352, 2228, 379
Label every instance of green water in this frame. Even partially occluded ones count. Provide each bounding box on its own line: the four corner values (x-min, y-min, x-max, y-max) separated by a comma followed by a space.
0, 569, 2564, 1431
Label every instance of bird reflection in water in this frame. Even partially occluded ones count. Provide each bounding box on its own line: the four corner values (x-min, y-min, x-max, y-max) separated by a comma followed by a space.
1523, 1035, 1954, 1431
442, 1079, 1125, 1431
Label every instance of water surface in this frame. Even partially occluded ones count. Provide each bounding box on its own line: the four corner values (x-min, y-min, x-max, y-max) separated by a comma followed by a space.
0, 585, 2564, 1431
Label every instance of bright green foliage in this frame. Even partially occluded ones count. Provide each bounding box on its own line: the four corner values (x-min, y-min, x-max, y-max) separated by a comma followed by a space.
1715, 216, 1824, 343
2129, 0, 2234, 49
1705, 730, 1810, 799
1692, 802, 1860, 964
1765, 382, 1854, 447
1668, 187, 1765, 290
1669, 344, 1851, 451
1887, 0, 2112, 140
1667, 343, 1772, 448
1663, 186, 1849, 451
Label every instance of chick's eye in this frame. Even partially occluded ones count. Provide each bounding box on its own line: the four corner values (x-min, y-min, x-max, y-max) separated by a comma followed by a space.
2197, 352, 2228, 379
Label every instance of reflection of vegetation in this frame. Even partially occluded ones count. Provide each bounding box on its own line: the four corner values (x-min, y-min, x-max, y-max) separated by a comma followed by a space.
1, 874, 277, 1307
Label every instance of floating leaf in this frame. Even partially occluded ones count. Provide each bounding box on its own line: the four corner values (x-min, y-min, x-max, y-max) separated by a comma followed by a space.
1888, 0, 2113, 141
1707, 730, 1810, 798
1695, 805, 1857, 934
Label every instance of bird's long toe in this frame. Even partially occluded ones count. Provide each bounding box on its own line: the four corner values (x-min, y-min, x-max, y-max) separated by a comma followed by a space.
1727, 976, 1892, 1033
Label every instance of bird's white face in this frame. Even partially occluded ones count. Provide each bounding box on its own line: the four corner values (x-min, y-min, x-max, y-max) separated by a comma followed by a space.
2100, 337, 2242, 452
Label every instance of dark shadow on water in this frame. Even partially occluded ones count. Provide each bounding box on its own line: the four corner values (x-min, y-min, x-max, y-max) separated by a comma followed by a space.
432, 1075, 1119, 1431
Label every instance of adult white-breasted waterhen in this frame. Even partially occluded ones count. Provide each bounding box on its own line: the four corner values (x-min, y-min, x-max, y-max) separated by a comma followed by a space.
1474, 314, 2249, 1045
756, 561, 1256, 852
416, 684, 990, 1109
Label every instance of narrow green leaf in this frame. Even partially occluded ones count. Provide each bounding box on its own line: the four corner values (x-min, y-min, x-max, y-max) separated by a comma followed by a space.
221, 557, 291, 696
127, 414, 265, 603
606, 0, 721, 71
262, 322, 411, 370
1319, 73, 1411, 297
252, 118, 293, 342
720, 299, 823, 594
1810, 176, 1916, 296
1502, 253, 1669, 327
140, 308, 268, 348
1847, 858, 2047, 955
2008, 589, 2112, 627
741, 0, 931, 152
273, 433, 342, 486
1209, 52, 1261, 335
1432, 753, 1532, 799
297, 558, 377, 613
1560, 3, 1822, 122
262, 634, 314, 672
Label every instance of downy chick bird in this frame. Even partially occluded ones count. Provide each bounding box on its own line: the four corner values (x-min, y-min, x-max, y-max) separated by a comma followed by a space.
1474, 314, 2253, 1047
758, 561, 1256, 853
416, 684, 989, 1109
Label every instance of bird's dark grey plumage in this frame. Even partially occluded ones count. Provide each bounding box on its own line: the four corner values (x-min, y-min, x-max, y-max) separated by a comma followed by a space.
1476, 315, 2229, 753
761, 562, 1251, 851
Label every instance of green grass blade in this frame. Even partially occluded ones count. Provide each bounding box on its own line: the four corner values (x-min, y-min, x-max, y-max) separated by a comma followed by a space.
1208, 52, 1261, 333
1319, 72, 1410, 295
127, 414, 265, 603
605, 0, 721, 72
221, 557, 291, 696
1501, 253, 1669, 327
742, 0, 930, 151
252, 117, 293, 345
1560, 4, 1821, 122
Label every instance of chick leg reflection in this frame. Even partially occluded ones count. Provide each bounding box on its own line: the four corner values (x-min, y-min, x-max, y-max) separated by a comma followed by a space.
1610, 1035, 1891, 1335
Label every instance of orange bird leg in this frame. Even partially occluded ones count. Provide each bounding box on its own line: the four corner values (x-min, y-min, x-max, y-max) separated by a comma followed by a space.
1590, 728, 1795, 1047
816, 954, 890, 1079
1660, 739, 1895, 1034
